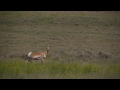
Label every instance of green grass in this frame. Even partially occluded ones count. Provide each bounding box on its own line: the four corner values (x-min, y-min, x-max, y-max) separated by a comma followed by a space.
0, 58, 120, 79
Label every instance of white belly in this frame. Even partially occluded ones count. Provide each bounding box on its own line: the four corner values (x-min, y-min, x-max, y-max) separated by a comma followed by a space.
33, 55, 41, 59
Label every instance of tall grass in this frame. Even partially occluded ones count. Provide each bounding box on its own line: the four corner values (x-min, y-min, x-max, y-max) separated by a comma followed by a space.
0, 58, 120, 79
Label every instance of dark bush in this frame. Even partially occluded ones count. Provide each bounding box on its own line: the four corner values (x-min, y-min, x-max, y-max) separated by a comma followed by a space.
98, 51, 112, 58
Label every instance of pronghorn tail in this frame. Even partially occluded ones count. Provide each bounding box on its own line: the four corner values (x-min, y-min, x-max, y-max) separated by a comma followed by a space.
27, 52, 32, 61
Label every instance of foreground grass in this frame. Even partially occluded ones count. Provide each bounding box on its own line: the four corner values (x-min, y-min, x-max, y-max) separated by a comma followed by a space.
0, 58, 120, 79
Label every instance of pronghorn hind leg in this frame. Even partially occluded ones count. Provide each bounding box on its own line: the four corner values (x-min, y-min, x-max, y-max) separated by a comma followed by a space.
28, 57, 32, 62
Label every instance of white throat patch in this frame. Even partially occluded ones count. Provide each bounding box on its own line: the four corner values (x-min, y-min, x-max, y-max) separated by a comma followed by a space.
44, 54, 46, 58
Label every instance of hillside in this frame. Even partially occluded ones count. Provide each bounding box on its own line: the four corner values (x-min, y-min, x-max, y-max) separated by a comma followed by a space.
0, 11, 120, 60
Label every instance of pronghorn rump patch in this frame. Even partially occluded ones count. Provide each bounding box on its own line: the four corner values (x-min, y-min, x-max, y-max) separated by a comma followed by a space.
28, 52, 32, 57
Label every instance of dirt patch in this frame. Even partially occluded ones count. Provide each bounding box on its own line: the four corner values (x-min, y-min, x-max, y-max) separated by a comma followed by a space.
97, 51, 112, 58
21, 53, 28, 60
77, 50, 93, 58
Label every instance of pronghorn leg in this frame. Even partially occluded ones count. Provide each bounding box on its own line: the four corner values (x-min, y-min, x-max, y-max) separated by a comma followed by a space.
28, 57, 32, 62
41, 58, 44, 63
28, 57, 30, 62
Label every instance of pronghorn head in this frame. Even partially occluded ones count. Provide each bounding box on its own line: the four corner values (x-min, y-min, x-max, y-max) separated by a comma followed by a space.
43, 46, 51, 56
46, 45, 51, 52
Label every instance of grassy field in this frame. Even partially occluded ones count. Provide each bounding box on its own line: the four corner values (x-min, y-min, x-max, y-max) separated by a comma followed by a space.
0, 11, 120, 79
0, 58, 120, 79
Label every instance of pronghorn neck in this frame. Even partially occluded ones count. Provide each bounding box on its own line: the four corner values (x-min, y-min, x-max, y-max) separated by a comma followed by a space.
44, 50, 48, 55
42, 51, 48, 58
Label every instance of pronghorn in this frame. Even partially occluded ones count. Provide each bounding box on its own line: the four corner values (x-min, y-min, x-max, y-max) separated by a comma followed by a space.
27, 46, 51, 62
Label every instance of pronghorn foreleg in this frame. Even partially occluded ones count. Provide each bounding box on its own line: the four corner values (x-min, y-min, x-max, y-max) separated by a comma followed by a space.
41, 58, 44, 62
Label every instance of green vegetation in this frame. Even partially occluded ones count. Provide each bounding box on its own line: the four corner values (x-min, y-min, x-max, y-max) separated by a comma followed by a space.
0, 11, 120, 79
0, 58, 120, 79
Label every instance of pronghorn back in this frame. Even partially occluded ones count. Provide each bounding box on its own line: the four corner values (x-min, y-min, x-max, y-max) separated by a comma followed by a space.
30, 52, 45, 59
